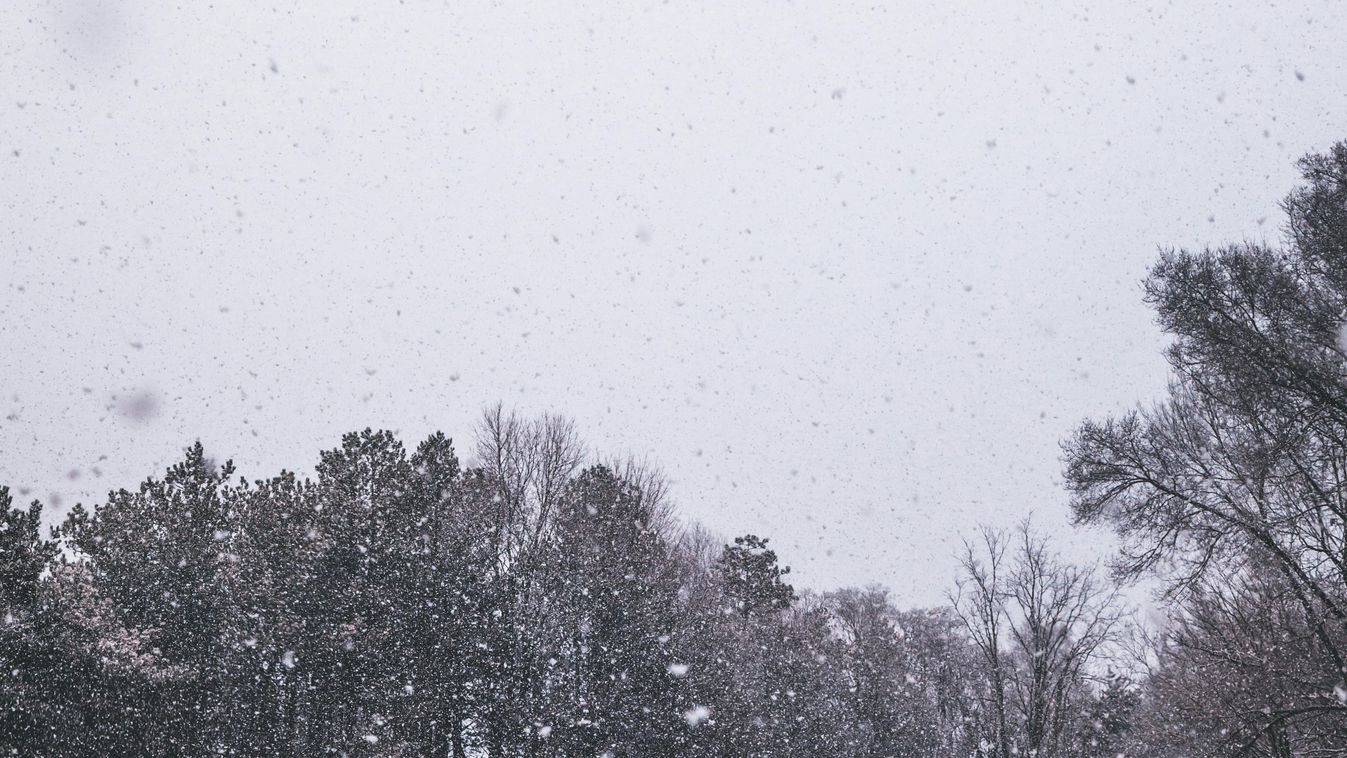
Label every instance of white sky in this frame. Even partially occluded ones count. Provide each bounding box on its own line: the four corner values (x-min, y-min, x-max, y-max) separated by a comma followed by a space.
4, 0, 1347, 605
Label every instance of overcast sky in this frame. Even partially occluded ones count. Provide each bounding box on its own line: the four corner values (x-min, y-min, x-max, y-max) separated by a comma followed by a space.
4, 0, 1347, 606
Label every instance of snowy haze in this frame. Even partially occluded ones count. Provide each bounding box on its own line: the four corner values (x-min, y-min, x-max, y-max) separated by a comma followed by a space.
3, 0, 1346, 606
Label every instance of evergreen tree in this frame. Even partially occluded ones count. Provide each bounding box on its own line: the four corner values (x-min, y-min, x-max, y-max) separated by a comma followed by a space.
718, 535, 795, 622
0, 487, 59, 753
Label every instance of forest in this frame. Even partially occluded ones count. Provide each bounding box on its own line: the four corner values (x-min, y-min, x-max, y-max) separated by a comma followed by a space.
6, 144, 1347, 757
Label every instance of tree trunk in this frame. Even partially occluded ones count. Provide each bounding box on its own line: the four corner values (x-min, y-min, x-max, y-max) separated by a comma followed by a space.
451, 711, 467, 758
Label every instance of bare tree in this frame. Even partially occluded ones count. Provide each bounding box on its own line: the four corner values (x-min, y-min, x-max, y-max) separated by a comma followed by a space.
474, 403, 585, 574
1130, 555, 1347, 758
606, 454, 679, 542
952, 522, 1124, 758
1061, 143, 1347, 755
951, 526, 1013, 758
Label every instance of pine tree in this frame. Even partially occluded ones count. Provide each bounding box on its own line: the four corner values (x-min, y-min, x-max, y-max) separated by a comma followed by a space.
718, 535, 795, 622
0, 487, 59, 754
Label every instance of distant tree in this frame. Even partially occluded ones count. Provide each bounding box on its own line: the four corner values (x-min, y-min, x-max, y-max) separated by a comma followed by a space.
826, 587, 981, 757
750, 598, 859, 756
0, 406, 1131, 757
718, 534, 795, 622
537, 464, 683, 756
950, 526, 1013, 758
0, 487, 56, 609
398, 432, 489, 758
0, 487, 60, 753
1133, 557, 1346, 757
57, 443, 241, 755
38, 562, 182, 757
952, 522, 1122, 758
1078, 670, 1137, 757
472, 405, 585, 758
226, 468, 324, 755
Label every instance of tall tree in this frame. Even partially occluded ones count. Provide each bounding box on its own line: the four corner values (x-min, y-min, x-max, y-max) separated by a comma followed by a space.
952, 522, 1122, 758
1064, 142, 1347, 751
536, 464, 683, 756
0, 488, 60, 753
0, 407, 1110, 757
57, 443, 241, 755
718, 535, 795, 622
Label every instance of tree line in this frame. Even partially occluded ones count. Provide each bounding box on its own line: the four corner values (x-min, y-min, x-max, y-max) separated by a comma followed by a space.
6, 143, 1347, 756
